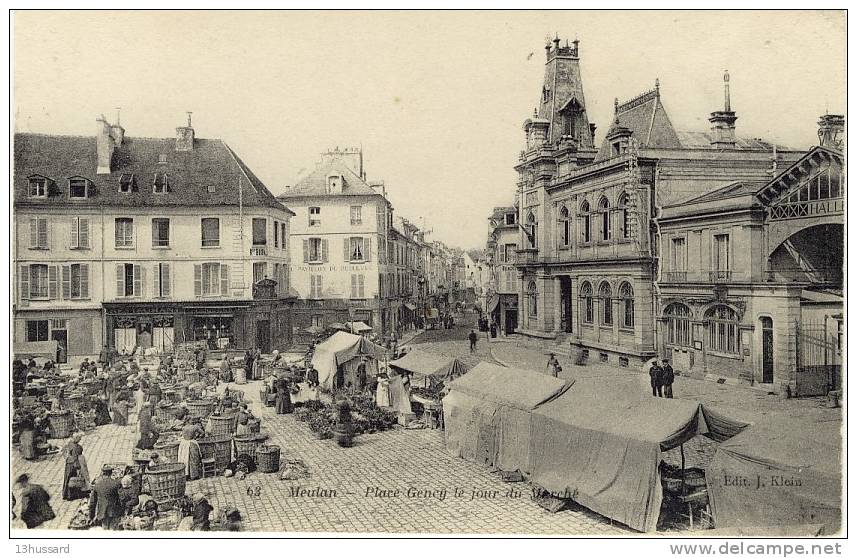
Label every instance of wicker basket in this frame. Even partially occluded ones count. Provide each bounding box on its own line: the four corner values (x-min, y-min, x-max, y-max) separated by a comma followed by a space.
64, 393, 84, 412
197, 435, 232, 474
82, 379, 103, 396
155, 405, 176, 421
234, 368, 247, 385
48, 410, 75, 438
153, 439, 181, 463
186, 399, 214, 420
233, 434, 268, 463
46, 383, 65, 399
144, 462, 186, 505
208, 414, 238, 437
185, 370, 201, 385
163, 389, 180, 404
256, 444, 280, 473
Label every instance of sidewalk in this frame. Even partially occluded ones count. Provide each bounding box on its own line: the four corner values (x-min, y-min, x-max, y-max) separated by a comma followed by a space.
487, 336, 841, 428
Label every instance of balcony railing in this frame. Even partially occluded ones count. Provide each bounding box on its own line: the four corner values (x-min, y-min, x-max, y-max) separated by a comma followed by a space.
709, 270, 732, 282
515, 248, 540, 265
663, 271, 687, 282
250, 246, 267, 256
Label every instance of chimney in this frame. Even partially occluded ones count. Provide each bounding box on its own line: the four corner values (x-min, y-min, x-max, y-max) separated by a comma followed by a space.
708, 70, 738, 148
176, 111, 194, 152
96, 114, 115, 174
110, 107, 125, 145
817, 113, 844, 151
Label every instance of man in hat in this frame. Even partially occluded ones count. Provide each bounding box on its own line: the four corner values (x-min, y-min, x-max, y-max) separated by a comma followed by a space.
661, 359, 675, 399
15, 474, 55, 529
649, 360, 664, 397
89, 465, 122, 530
468, 329, 478, 353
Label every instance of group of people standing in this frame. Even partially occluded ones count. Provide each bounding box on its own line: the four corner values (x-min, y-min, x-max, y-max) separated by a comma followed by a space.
648, 359, 675, 398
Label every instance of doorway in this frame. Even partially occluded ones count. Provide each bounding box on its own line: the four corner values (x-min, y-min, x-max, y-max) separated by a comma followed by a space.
256, 320, 271, 353
51, 328, 68, 364
761, 317, 774, 383
560, 277, 573, 333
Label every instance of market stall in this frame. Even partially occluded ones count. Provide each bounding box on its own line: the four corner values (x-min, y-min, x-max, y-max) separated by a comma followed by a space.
706, 421, 841, 534
310, 332, 387, 390
443, 362, 569, 473
390, 350, 468, 428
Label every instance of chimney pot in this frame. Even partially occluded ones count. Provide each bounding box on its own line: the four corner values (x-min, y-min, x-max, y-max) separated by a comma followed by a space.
176, 112, 195, 152
96, 115, 115, 174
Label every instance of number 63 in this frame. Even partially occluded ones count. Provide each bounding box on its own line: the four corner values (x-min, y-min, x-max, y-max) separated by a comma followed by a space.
246, 485, 261, 496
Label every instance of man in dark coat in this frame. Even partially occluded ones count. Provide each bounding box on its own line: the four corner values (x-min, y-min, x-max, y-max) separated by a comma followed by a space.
16, 474, 55, 529
468, 330, 478, 353
274, 376, 293, 414
661, 359, 675, 398
136, 402, 158, 450
191, 493, 214, 531
89, 465, 122, 530
649, 361, 664, 397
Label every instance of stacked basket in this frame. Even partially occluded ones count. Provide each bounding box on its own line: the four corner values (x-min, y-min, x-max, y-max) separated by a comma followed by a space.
256, 444, 281, 473
186, 399, 214, 420
153, 438, 181, 463
197, 435, 232, 475
233, 434, 268, 464
208, 414, 238, 437
143, 463, 186, 506
47, 410, 74, 439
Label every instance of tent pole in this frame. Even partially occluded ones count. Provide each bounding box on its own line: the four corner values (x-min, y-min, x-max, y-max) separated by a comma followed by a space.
680, 444, 686, 494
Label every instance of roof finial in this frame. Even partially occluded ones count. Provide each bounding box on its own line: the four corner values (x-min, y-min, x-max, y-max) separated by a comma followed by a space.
186, 111, 193, 127
533, 107, 538, 118
723, 70, 731, 112
654, 78, 660, 95
115, 107, 121, 126
553, 34, 560, 48
613, 97, 620, 125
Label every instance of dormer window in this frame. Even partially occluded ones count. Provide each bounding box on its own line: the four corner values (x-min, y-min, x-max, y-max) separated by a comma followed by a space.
327, 174, 343, 194
611, 141, 626, 157
153, 172, 170, 193
119, 173, 137, 193
68, 177, 90, 199
28, 176, 48, 198
505, 213, 516, 225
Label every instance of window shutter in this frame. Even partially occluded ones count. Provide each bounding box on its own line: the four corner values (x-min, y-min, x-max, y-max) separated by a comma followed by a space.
162, 263, 171, 297
317, 274, 323, 297
322, 239, 329, 262
80, 264, 89, 299
133, 264, 142, 297
350, 274, 356, 298
29, 218, 38, 248
61, 265, 71, 299
364, 237, 371, 261
220, 264, 229, 295
71, 218, 79, 249
302, 239, 309, 263
194, 264, 202, 297
116, 264, 124, 297
19, 264, 29, 300
359, 274, 365, 298
344, 238, 351, 262
48, 265, 59, 299
115, 220, 122, 247
38, 219, 49, 249
154, 264, 161, 297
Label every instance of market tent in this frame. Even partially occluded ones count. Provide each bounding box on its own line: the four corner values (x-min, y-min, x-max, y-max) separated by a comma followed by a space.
14, 340, 58, 361
345, 321, 372, 333
310, 331, 387, 389
443, 362, 570, 477
528, 376, 748, 532
706, 422, 841, 534
389, 349, 467, 388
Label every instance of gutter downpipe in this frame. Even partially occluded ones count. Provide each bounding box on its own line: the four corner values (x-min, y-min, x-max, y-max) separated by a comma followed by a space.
651, 162, 663, 361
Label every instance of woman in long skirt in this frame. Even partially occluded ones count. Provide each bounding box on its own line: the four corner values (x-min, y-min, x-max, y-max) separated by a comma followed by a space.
275, 377, 293, 415
93, 396, 112, 426
112, 398, 129, 426
177, 434, 202, 480
61, 433, 90, 501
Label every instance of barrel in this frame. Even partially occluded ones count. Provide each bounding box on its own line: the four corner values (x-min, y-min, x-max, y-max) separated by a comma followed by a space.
256, 444, 280, 473
197, 435, 232, 474
143, 463, 186, 505
153, 439, 181, 463
47, 410, 74, 439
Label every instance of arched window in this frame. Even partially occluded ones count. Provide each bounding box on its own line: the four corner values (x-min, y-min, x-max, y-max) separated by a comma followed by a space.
599, 281, 613, 325
579, 281, 593, 324
618, 193, 631, 239
619, 281, 634, 329
664, 303, 692, 346
527, 281, 538, 318
526, 211, 538, 249
598, 196, 611, 241
705, 305, 739, 354
579, 200, 591, 244
558, 205, 570, 247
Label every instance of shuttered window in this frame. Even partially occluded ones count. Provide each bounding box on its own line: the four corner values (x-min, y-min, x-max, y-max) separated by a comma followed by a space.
115, 218, 134, 248
61, 264, 89, 299
194, 263, 229, 296
350, 274, 365, 299
115, 263, 143, 297
152, 218, 170, 248
309, 275, 323, 299
29, 218, 49, 249
154, 263, 171, 298
304, 238, 327, 263
201, 218, 220, 247
70, 217, 90, 249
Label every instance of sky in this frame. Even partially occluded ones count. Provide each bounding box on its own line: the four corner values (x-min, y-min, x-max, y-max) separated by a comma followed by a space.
13, 10, 846, 249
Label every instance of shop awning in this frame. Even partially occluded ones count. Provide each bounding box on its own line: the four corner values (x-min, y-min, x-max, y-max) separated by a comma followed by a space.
487, 295, 500, 313
14, 340, 58, 360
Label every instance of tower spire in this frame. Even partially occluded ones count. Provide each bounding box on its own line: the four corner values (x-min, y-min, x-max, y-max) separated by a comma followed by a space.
723, 70, 731, 112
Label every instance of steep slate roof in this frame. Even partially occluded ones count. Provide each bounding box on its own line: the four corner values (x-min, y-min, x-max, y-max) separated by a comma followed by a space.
595, 88, 793, 160
13, 133, 289, 212
279, 158, 379, 198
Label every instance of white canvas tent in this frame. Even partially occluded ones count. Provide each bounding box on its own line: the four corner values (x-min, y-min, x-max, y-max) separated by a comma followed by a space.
310, 331, 387, 389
